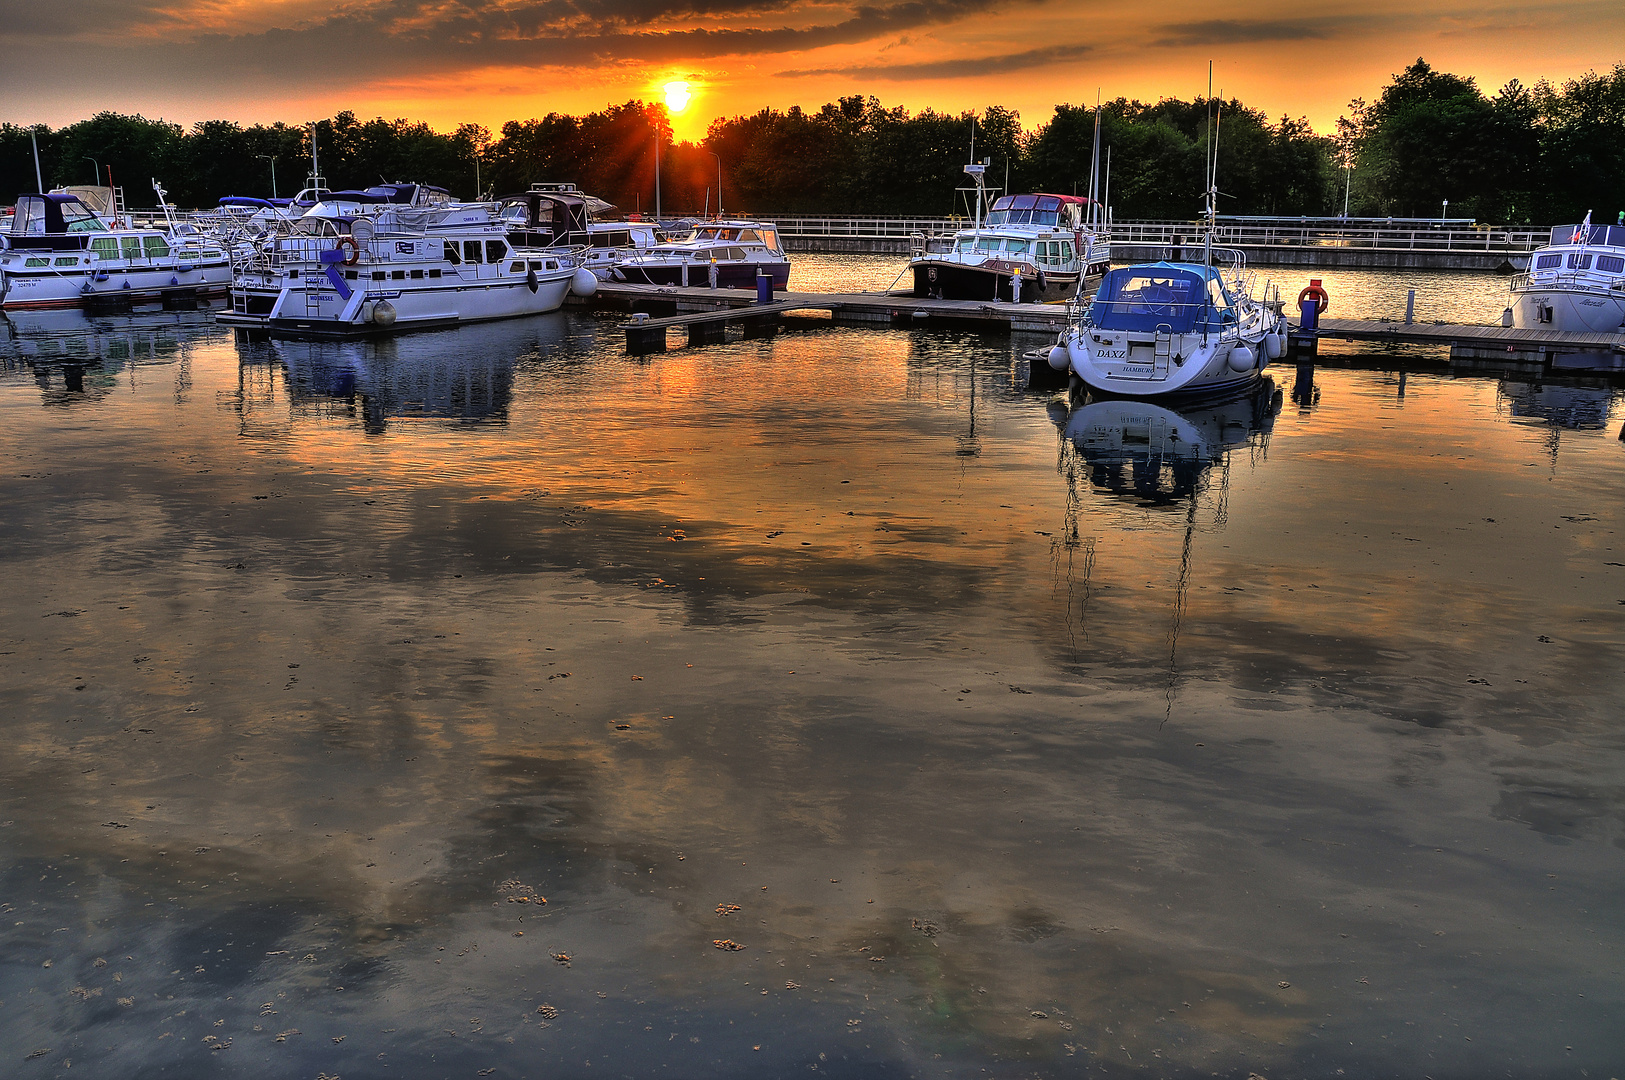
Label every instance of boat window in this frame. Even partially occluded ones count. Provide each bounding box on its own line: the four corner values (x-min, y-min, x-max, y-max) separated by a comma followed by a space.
1535, 254, 1561, 269
1598, 255, 1624, 273
25, 257, 48, 267
1036, 197, 1061, 212
486, 240, 508, 263
372, 271, 386, 280
61, 199, 107, 234
54, 256, 78, 267
1567, 253, 1592, 270
760, 229, 779, 251
121, 237, 143, 259
1006, 239, 1030, 255
143, 236, 170, 258
736, 230, 760, 244
443, 241, 461, 264
509, 261, 524, 272
955, 237, 973, 253
717, 230, 737, 241
464, 240, 483, 264
1061, 241, 1074, 260
411, 269, 423, 279
391, 270, 406, 280
1010, 195, 1037, 210
90, 237, 119, 259
1207, 277, 1232, 310
10, 197, 46, 235
428, 268, 442, 278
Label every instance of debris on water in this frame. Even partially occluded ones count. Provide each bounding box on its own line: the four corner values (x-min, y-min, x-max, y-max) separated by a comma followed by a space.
536, 1004, 559, 1018
274, 1029, 300, 1041
26, 1048, 52, 1059
1031, 1010, 1049, 1019
552, 952, 572, 966
785, 981, 800, 990
716, 904, 741, 917
1278, 981, 1291, 989
911, 919, 940, 937
548, 672, 572, 679
713, 939, 745, 951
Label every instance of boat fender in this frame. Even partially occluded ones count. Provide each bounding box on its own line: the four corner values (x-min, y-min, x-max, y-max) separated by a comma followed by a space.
1046, 344, 1070, 371
337, 235, 362, 266
1263, 331, 1282, 360
170, 276, 179, 287
570, 268, 598, 298
371, 300, 396, 327
526, 268, 539, 294
360, 301, 375, 323
1228, 344, 1255, 373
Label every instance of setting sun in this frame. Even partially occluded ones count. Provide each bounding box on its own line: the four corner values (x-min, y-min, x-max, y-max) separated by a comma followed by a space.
663, 81, 691, 114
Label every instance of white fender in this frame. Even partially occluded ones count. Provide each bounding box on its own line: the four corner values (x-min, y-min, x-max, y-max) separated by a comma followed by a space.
1263, 332, 1282, 360
1047, 344, 1070, 370
1228, 344, 1255, 373
570, 268, 598, 297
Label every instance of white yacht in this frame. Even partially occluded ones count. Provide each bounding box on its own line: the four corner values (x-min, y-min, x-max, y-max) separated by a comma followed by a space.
0, 191, 230, 310
1508, 218, 1625, 333
910, 167, 1108, 303
1046, 82, 1286, 399
609, 220, 790, 289
220, 192, 596, 337
1047, 253, 1286, 399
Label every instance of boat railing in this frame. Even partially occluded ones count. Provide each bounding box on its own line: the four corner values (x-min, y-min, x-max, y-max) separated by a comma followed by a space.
1510, 269, 1625, 292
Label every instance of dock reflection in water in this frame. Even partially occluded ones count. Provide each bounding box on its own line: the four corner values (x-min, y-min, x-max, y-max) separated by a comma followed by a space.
1, 316, 1623, 1079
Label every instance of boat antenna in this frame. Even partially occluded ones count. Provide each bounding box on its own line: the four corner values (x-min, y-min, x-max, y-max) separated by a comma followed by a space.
1086, 91, 1102, 231
1203, 61, 1216, 266
31, 129, 44, 191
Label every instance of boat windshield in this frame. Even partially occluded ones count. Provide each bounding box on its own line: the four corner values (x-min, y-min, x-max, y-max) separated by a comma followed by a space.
60, 199, 107, 233
985, 194, 1064, 228
1088, 266, 1218, 333
1550, 225, 1625, 247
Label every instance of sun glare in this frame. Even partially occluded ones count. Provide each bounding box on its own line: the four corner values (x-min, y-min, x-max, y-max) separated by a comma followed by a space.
663, 81, 691, 113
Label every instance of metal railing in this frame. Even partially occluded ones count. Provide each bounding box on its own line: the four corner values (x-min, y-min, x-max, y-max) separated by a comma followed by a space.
758, 215, 1550, 252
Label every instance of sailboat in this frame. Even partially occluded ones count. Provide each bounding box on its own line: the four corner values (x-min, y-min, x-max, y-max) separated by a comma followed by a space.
1046, 69, 1287, 398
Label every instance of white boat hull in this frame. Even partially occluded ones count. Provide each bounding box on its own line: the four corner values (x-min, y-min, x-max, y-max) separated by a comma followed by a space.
1509, 284, 1625, 333
0, 258, 230, 310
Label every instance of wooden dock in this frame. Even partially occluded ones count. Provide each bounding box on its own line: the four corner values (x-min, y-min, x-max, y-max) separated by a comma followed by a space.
574, 282, 1625, 373
574, 282, 1072, 352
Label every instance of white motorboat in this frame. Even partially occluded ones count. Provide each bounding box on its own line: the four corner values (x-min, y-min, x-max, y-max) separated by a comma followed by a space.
219, 193, 597, 337
496, 185, 662, 280
910, 170, 1107, 303
609, 220, 790, 289
0, 191, 230, 310
1508, 217, 1625, 333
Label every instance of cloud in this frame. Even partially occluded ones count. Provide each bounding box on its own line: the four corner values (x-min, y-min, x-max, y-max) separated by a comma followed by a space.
779, 41, 1092, 80
1150, 17, 1365, 47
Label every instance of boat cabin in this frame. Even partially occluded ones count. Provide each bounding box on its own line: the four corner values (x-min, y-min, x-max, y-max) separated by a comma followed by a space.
984, 194, 1085, 230
683, 224, 782, 252
1087, 263, 1239, 334
5, 194, 110, 248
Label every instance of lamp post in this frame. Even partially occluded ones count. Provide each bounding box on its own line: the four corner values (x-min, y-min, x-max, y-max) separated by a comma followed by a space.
1441, 198, 1448, 222
653, 129, 662, 223
1342, 166, 1351, 218
258, 154, 278, 199
708, 151, 723, 218
85, 156, 101, 187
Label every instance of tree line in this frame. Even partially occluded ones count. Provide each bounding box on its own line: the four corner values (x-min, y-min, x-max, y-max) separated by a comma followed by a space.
3, 59, 1620, 224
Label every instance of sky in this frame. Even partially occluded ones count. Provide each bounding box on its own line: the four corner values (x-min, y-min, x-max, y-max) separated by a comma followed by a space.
1, 0, 1620, 142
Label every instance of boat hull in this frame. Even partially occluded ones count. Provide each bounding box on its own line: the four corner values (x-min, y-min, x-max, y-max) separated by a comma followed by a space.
910, 258, 1091, 303
612, 261, 790, 289
1510, 285, 1625, 333
0, 260, 231, 310
250, 273, 574, 338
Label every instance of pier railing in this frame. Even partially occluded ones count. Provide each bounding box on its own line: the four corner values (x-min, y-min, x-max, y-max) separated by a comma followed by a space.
762, 215, 1550, 253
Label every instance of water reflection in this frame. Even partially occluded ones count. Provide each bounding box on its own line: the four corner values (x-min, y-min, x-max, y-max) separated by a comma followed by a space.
1498, 377, 1618, 430
2, 314, 1624, 1079
0, 307, 217, 406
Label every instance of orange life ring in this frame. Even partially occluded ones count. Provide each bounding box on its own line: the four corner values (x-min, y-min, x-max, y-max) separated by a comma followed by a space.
337, 235, 362, 265
1297, 283, 1329, 314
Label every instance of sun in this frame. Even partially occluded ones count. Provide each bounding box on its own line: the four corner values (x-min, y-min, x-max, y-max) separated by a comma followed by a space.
663, 81, 691, 113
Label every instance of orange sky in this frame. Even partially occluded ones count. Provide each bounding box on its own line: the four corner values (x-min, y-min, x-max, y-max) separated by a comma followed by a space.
3, 0, 1620, 141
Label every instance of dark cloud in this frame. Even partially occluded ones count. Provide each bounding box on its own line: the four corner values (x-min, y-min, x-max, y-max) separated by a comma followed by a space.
778, 41, 1091, 80
1150, 17, 1363, 47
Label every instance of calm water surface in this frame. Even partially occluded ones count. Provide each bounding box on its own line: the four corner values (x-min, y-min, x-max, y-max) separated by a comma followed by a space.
1, 266, 1622, 1079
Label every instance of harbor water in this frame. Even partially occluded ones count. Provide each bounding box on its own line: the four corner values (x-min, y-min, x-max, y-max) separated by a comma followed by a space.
1, 263, 1622, 1079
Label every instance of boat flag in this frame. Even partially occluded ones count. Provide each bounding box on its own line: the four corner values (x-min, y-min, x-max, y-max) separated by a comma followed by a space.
1571, 210, 1592, 244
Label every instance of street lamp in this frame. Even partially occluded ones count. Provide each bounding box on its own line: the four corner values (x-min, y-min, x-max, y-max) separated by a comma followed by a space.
708, 151, 723, 218
258, 154, 278, 199
653, 128, 662, 222
1342, 166, 1351, 218
1441, 198, 1448, 222
85, 156, 101, 186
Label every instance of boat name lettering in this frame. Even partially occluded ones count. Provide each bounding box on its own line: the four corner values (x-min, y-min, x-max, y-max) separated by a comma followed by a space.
1100, 349, 1128, 359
